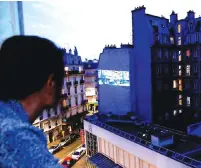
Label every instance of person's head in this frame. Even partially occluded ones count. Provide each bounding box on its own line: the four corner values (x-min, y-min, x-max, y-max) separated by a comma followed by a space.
0, 36, 64, 121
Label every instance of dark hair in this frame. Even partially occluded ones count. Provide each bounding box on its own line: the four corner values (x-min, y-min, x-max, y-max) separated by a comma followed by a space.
0, 36, 64, 102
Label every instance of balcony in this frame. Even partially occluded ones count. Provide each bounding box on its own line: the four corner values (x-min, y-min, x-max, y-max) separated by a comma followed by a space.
80, 79, 85, 85
67, 70, 85, 75
66, 81, 72, 87
60, 93, 67, 99
74, 80, 78, 85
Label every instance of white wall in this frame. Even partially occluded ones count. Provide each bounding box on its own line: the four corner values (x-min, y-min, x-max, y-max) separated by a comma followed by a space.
84, 120, 190, 168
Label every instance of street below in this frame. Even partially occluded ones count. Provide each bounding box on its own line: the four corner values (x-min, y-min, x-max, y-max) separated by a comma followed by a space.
48, 137, 86, 167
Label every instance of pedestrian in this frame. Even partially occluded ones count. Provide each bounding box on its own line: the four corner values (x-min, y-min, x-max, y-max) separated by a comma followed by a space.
0, 36, 64, 168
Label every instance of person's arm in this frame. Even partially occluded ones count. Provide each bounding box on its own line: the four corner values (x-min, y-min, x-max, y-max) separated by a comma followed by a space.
2, 126, 63, 168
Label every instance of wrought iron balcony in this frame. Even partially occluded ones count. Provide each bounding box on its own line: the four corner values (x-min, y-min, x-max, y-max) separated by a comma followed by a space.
66, 81, 72, 87
67, 70, 85, 75
74, 80, 78, 85
60, 93, 67, 99
80, 79, 85, 84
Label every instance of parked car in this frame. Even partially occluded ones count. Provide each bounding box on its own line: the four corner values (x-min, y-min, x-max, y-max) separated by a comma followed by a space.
61, 156, 75, 168
79, 144, 86, 151
70, 133, 80, 141
60, 137, 72, 147
71, 148, 85, 160
49, 144, 61, 154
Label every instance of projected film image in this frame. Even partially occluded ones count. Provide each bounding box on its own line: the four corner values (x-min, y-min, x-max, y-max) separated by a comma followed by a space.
98, 70, 130, 86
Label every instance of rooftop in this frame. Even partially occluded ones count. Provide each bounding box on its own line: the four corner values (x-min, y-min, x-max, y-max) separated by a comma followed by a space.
85, 114, 201, 168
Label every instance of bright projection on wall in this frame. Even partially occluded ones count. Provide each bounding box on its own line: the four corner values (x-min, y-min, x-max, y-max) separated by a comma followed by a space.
98, 70, 130, 86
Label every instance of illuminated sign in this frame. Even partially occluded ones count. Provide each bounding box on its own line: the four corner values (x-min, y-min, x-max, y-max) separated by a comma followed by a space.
85, 88, 96, 96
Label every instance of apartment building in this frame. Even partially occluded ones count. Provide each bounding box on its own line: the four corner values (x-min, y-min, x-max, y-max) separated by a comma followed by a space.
33, 47, 86, 143
0, 1, 24, 45
84, 115, 201, 168
131, 7, 201, 132
83, 59, 98, 113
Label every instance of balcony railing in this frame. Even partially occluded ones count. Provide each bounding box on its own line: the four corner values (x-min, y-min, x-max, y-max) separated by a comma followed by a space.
86, 119, 201, 168
80, 79, 85, 84
61, 93, 67, 99
74, 81, 78, 85
67, 70, 85, 75
66, 81, 72, 87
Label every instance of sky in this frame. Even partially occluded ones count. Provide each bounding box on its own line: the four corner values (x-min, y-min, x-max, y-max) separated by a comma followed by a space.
23, 0, 201, 60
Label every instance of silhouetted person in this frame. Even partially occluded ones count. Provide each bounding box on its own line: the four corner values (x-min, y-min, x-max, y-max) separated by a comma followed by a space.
0, 36, 64, 168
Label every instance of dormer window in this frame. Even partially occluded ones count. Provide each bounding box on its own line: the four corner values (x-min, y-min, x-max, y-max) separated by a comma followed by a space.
178, 24, 181, 33
178, 37, 181, 45
170, 37, 174, 44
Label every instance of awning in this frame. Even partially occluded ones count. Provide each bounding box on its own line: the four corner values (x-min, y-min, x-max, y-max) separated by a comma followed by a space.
88, 153, 123, 168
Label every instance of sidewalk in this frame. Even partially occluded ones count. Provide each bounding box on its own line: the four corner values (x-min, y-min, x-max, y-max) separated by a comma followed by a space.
47, 129, 81, 148
47, 138, 61, 148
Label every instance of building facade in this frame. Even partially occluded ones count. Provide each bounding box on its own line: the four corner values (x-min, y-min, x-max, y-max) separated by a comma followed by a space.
98, 44, 134, 116
83, 59, 98, 113
0, 1, 24, 45
132, 6, 201, 131
33, 47, 86, 143
84, 117, 201, 168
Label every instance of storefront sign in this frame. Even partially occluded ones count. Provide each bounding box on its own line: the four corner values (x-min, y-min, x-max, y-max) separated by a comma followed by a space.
85, 88, 96, 96
80, 129, 85, 144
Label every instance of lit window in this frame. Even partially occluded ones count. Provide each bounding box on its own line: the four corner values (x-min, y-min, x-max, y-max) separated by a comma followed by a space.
179, 95, 182, 105
61, 89, 65, 94
79, 66, 82, 72
186, 65, 191, 75
64, 67, 68, 71
178, 24, 181, 33
62, 100, 67, 107
179, 109, 182, 113
170, 37, 174, 44
178, 37, 181, 45
187, 97, 191, 106
179, 65, 182, 76
179, 79, 182, 91
186, 50, 190, 57
173, 110, 177, 116
173, 80, 177, 88
178, 50, 182, 61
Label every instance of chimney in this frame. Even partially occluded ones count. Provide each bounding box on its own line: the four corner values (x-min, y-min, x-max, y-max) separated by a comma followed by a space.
170, 11, 178, 24
187, 10, 195, 20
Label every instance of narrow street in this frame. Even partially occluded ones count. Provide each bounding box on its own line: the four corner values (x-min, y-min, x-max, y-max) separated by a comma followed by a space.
48, 137, 86, 167
72, 156, 87, 168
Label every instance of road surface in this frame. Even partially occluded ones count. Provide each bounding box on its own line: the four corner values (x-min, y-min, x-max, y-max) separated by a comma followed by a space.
48, 137, 86, 167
